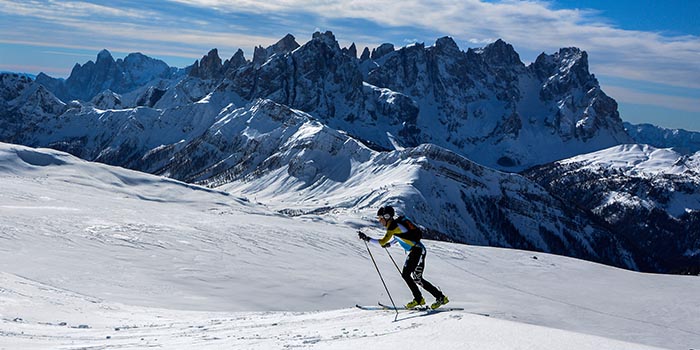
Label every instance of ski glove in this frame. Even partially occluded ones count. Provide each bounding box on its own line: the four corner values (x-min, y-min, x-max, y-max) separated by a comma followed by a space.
381, 242, 391, 248
358, 231, 370, 241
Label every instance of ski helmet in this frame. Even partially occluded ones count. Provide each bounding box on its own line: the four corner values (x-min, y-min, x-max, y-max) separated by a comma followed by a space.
377, 206, 394, 220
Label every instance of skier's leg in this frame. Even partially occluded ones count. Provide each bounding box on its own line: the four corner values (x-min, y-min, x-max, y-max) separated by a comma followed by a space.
414, 249, 444, 299
402, 248, 423, 301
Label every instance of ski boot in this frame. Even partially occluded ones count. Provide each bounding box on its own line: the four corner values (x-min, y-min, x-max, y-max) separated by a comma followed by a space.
431, 295, 449, 309
406, 297, 425, 309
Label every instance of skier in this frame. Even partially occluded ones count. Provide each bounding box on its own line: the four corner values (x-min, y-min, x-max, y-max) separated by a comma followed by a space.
358, 205, 449, 309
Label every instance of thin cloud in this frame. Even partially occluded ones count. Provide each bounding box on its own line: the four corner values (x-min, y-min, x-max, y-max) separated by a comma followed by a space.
0, 63, 67, 75
604, 85, 700, 114
41, 50, 96, 58
0, 0, 156, 20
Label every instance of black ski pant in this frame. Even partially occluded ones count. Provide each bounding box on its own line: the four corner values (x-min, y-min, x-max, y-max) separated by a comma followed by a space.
402, 245, 443, 301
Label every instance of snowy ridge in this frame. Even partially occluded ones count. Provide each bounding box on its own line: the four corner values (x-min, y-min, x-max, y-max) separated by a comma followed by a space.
625, 122, 700, 154
34, 49, 183, 102
525, 144, 700, 273
560, 144, 700, 176
1, 142, 698, 349
170, 100, 635, 269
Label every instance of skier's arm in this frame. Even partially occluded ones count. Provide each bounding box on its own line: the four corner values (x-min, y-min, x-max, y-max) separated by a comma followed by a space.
377, 232, 395, 247
358, 231, 395, 247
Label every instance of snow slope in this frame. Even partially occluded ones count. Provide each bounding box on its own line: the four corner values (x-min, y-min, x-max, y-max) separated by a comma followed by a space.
557, 144, 700, 219
560, 143, 700, 177
1, 273, 671, 350
1, 143, 698, 349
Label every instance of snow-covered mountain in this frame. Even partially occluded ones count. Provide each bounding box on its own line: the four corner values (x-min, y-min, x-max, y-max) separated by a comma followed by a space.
363, 38, 631, 169
524, 144, 700, 274
0, 90, 637, 269
1, 32, 630, 171
625, 121, 700, 154
1, 142, 698, 349
198, 32, 631, 170
190, 99, 636, 269
1, 32, 694, 274
34, 49, 184, 102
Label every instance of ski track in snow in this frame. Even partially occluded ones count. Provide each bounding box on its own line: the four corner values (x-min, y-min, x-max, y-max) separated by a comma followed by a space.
442, 255, 700, 339
0, 272, 669, 350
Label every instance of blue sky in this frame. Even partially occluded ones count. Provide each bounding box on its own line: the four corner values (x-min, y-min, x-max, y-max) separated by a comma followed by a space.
0, 0, 698, 131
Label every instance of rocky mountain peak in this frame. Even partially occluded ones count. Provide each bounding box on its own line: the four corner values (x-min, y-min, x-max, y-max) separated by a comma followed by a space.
189, 48, 223, 80
122, 52, 148, 65
480, 39, 523, 67
10, 33, 629, 171
223, 49, 248, 74
371, 43, 395, 60
434, 36, 460, 53
0, 72, 33, 102
91, 89, 122, 109
532, 51, 556, 80
252, 46, 267, 66
535, 46, 597, 100
311, 31, 338, 47
556, 48, 590, 83
273, 33, 300, 53
360, 47, 371, 61
557, 47, 585, 61
96, 49, 115, 64
252, 34, 301, 67
342, 43, 357, 59
21, 84, 67, 116
534, 47, 589, 79
36, 49, 177, 102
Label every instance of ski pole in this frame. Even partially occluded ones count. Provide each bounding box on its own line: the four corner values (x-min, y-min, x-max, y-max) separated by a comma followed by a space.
384, 247, 402, 274
364, 239, 399, 321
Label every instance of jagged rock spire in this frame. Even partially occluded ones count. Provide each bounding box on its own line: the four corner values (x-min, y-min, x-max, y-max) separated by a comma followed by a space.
434, 36, 460, 53
96, 49, 114, 64
371, 43, 394, 60
342, 43, 357, 58
481, 39, 523, 67
252, 34, 300, 67
272, 33, 300, 53
224, 49, 247, 70
360, 47, 370, 61
189, 49, 223, 80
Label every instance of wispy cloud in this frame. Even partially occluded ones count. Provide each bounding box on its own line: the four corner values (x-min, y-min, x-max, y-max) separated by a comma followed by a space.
0, 63, 67, 75
0, 0, 285, 62
40, 50, 97, 58
0, 0, 157, 20
604, 85, 700, 114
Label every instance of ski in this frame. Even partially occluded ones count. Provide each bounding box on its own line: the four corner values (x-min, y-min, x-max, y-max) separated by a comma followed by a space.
355, 304, 385, 311
378, 302, 464, 311
378, 302, 431, 311
377, 302, 489, 316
